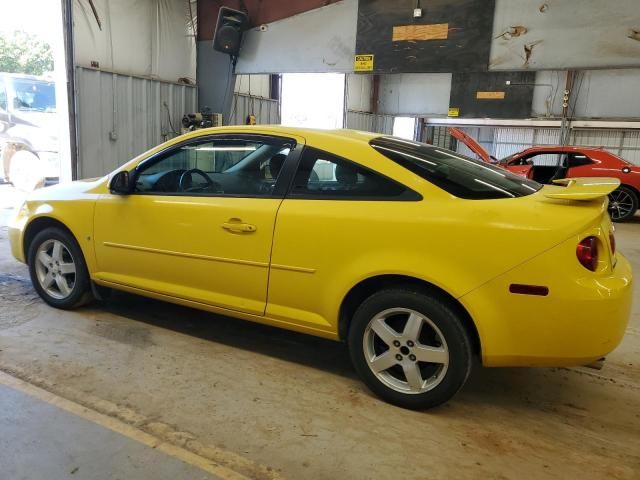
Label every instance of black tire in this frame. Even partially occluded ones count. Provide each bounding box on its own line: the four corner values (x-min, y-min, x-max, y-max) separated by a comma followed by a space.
348, 288, 472, 410
608, 185, 638, 223
27, 227, 92, 309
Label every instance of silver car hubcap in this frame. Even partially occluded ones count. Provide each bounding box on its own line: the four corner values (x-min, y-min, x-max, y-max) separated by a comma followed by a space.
363, 308, 449, 394
608, 190, 634, 220
34, 239, 76, 299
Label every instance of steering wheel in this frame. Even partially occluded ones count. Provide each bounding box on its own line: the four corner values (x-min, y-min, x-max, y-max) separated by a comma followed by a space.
178, 168, 216, 192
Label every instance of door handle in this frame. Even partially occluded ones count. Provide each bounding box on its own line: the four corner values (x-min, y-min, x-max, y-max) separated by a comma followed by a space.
221, 219, 257, 233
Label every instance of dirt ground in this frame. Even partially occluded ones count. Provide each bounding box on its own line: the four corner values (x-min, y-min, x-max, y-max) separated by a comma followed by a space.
0, 184, 639, 480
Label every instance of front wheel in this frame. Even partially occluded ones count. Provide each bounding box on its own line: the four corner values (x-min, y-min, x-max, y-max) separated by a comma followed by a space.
28, 227, 92, 309
348, 288, 472, 409
608, 186, 638, 223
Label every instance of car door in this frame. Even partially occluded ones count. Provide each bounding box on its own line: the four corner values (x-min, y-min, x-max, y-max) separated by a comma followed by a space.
506, 162, 533, 179
266, 146, 420, 333
93, 133, 302, 316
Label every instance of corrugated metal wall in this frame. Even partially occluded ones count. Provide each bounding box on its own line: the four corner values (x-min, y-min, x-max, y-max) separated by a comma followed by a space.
346, 110, 394, 134
451, 125, 640, 166
75, 67, 197, 178
453, 127, 495, 159
227, 94, 280, 126
571, 129, 640, 165
492, 128, 561, 162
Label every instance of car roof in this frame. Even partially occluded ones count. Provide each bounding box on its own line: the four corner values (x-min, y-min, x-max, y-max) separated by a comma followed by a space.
191, 125, 381, 145
517, 145, 609, 154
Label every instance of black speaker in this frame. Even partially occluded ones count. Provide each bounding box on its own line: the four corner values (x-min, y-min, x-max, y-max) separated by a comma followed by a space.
213, 7, 248, 57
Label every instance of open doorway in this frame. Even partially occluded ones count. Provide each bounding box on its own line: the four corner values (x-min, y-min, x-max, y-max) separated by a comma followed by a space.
0, 0, 70, 198
281, 73, 345, 129
393, 117, 416, 140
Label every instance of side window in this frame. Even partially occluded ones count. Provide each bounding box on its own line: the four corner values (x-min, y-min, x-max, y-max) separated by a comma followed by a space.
290, 147, 410, 199
0, 79, 7, 110
568, 153, 593, 168
524, 153, 566, 166
134, 137, 292, 196
507, 156, 528, 166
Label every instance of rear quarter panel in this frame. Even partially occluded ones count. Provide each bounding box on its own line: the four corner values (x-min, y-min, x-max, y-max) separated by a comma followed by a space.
266, 138, 599, 337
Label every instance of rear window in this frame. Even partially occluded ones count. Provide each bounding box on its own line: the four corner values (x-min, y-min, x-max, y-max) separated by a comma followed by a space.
371, 137, 542, 200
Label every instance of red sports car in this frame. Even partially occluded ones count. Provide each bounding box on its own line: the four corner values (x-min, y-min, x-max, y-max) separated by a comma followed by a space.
449, 127, 640, 222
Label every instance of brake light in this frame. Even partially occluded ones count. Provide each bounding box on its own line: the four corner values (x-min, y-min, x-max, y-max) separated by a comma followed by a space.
576, 236, 599, 271
609, 229, 616, 255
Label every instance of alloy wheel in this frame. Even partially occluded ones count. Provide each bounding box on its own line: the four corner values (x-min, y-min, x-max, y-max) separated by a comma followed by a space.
34, 239, 77, 300
363, 308, 449, 394
608, 189, 635, 221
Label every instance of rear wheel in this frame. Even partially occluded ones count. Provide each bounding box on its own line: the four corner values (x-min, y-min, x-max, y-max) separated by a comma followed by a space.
608, 186, 638, 222
27, 227, 92, 309
348, 288, 472, 409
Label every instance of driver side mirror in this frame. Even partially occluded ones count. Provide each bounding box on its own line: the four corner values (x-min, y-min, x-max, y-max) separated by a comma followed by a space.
109, 170, 133, 194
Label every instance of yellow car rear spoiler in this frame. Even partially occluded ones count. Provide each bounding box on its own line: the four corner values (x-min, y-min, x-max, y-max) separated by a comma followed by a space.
544, 177, 620, 201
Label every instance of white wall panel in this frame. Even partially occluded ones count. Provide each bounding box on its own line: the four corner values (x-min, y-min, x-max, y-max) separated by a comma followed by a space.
235, 0, 358, 74
533, 70, 640, 119
234, 75, 271, 98
377, 74, 451, 116
73, 0, 196, 82
347, 74, 373, 112
75, 67, 197, 178
490, 0, 640, 70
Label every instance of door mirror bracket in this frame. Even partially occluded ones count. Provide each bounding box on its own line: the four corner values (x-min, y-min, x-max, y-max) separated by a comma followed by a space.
109, 171, 133, 194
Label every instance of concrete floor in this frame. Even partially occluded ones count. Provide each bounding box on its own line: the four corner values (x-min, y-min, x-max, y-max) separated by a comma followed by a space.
0, 383, 219, 480
0, 184, 639, 479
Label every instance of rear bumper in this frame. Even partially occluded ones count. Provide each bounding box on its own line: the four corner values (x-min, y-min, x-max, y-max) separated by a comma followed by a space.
461, 246, 633, 367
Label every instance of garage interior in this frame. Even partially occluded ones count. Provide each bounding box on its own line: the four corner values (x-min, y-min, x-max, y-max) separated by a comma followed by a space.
0, 0, 639, 479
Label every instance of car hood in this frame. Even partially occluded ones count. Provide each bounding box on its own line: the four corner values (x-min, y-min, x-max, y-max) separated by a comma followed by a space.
26, 177, 105, 201
448, 127, 492, 163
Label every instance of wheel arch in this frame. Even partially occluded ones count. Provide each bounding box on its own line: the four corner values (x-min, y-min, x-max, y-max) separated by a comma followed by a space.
619, 183, 640, 201
23, 216, 78, 263
338, 274, 481, 356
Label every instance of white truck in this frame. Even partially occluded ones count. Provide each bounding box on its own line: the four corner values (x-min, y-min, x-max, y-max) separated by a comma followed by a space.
0, 73, 59, 190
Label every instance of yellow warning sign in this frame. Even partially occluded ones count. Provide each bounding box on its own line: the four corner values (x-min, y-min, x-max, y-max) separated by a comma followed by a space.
448, 107, 460, 117
354, 54, 374, 72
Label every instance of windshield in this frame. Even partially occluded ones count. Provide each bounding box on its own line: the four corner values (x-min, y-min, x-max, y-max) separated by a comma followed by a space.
11, 79, 56, 112
499, 153, 518, 164
371, 137, 542, 200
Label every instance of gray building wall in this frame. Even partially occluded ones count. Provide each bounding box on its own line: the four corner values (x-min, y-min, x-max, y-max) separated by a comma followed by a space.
235, 0, 358, 74
75, 67, 197, 178
196, 45, 234, 114
377, 74, 452, 116
490, 0, 640, 71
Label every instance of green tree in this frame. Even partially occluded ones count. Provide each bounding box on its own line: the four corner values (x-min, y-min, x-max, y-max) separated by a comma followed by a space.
0, 30, 54, 75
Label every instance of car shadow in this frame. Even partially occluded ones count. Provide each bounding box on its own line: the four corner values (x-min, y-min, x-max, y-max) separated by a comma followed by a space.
627, 213, 640, 224
94, 290, 608, 412
98, 290, 357, 380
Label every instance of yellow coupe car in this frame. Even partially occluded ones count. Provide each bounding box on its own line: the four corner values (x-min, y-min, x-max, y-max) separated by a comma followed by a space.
8, 126, 633, 409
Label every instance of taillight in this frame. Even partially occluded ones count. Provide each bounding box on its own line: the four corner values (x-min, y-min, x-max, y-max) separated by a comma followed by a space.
609, 229, 616, 255
577, 236, 599, 271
